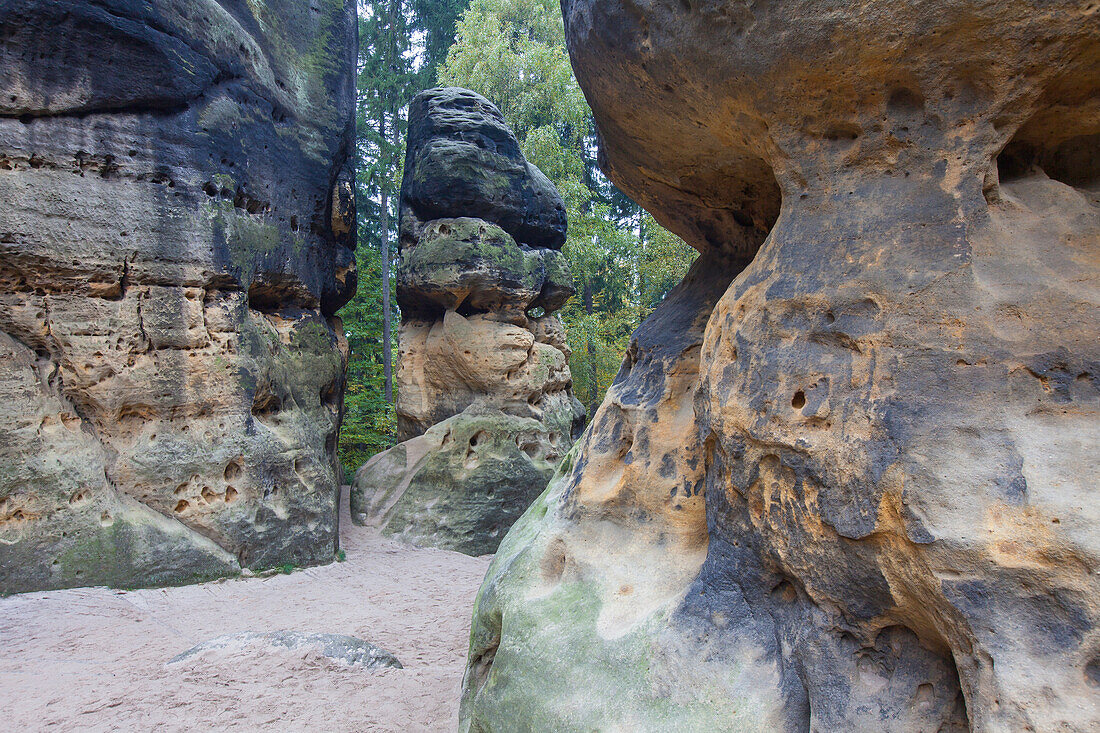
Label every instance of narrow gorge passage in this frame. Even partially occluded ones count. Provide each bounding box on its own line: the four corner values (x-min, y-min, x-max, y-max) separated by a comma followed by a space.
0, 489, 489, 732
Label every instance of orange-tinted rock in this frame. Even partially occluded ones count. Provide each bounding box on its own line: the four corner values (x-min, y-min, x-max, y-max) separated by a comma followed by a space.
462, 2, 1100, 730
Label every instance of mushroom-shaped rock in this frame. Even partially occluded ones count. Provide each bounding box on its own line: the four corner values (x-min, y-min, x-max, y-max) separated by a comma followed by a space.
461, 2, 1100, 731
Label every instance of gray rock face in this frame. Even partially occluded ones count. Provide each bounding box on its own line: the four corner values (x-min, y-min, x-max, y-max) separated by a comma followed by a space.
397, 217, 573, 319
169, 631, 402, 670
354, 409, 571, 557
400, 87, 568, 251
462, 2, 1100, 731
0, 0, 358, 593
353, 88, 583, 555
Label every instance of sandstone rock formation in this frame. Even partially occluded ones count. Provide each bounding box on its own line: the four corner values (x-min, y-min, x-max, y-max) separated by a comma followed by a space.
461, 2, 1100, 731
352, 88, 584, 556
0, 0, 357, 593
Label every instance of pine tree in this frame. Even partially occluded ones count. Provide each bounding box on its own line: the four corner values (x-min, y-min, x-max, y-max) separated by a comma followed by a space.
438, 0, 696, 410
339, 0, 469, 477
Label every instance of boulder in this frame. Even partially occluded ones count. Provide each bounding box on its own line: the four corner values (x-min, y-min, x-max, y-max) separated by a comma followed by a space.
353, 88, 583, 555
0, 0, 358, 593
353, 409, 568, 556
400, 87, 568, 250
397, 217, 572, 317
462, 1, 1100, 731
169, 631, 402, 670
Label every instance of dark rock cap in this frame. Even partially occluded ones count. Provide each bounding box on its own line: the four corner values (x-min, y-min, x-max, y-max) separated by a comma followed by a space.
400, 87, 567, 250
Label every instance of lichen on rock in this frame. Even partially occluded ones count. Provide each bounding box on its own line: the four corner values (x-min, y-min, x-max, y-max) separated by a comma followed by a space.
352, 87, 584, 555
0, 0, 358, 593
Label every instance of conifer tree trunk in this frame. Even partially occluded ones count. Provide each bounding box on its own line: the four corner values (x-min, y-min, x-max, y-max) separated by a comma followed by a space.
584, 280, 597, 415
380, 110, 393, 404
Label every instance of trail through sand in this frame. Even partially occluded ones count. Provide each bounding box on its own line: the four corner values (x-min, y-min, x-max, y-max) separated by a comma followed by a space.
0, 489, 491, 731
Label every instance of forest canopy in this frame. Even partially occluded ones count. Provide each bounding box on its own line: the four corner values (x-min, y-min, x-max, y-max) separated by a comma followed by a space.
339, 0, 697, 477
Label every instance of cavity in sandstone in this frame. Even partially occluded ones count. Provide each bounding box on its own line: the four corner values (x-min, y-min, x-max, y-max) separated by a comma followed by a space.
0, 0, 358, 593
351, 88, 584, 556
461, 1, 1100, 730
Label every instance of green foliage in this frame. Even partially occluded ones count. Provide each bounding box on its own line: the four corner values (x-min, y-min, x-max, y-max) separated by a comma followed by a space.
339, 0, 468, 478
340, 0, 695, 477
339, 242, 397, 479
439, 0, 696, 410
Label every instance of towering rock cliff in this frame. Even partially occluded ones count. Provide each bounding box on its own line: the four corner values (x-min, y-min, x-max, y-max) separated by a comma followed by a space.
0, 0, 358, 593
462, 1, 1100, 730
352, 88, 584, 556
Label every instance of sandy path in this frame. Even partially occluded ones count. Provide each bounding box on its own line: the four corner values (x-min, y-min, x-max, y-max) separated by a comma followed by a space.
0, 489, 491, 732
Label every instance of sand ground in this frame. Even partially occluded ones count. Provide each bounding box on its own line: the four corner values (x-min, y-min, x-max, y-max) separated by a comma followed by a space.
0, 489, 491, 732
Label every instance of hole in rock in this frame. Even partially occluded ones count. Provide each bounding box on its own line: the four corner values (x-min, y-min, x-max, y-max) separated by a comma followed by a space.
252, 390, 281, 417
887, 86, 925, 114
1083, 656, 1100, 687
791, 390, 806, 409
224, 460, 242, 481
771, 580, 797, 603
455, 300, 489, 318
320, 379, 340, 407
540, 538, 568, 584
468, 634, 500, 695
994, 103, 1100, 195
1082, 651, 1100, 686
174, 500, 189, 513
824, 122, 861, 141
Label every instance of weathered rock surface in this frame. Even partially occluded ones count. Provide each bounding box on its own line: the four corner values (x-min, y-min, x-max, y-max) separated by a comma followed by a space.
168, 630, 403, 670
354, 409, 570, 556
400, 87, 567, 251
0, 0, 358, 593
353, 88, 583, 554
462, 2, 1100, 731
